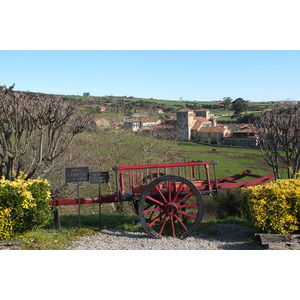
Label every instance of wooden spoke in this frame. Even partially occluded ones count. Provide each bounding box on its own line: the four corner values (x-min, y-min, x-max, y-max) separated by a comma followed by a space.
138, 175, 203, 239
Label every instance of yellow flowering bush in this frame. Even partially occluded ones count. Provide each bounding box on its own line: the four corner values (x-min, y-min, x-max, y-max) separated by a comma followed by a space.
0, 173, 51, 240
242, 179, 300, 234
0, 208, 14, 240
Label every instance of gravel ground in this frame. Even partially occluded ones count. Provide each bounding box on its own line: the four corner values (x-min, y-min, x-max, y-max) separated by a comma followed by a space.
66, 223, 264, 250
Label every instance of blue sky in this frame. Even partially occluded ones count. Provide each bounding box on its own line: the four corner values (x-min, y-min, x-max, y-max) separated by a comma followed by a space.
1, 50, 300, 102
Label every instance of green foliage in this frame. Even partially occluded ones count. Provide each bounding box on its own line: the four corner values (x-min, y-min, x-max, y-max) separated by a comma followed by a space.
242, 179, 300, 233
21, 212, 141, 249
213, 189, 243, 219
237, 113, 259, 123
231, 98, 249, 118
20, 228, 96, 250
0, 174, 51, 240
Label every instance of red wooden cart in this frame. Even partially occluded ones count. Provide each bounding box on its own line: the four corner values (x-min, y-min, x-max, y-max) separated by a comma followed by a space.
50, 160, 274, 239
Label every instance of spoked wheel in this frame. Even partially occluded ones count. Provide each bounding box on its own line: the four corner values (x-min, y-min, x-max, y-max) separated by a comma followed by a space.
138, 175, 203, 239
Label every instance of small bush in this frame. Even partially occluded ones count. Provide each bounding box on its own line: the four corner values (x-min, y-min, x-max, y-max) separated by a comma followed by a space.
242, 179, 300, 234
0, 173, 51, 240
0, 208, 14, 240
213, 189, 243, 219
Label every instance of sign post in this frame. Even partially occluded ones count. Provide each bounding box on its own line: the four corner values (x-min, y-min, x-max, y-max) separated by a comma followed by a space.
66, 167, 89, 228
89, 172, 109, 230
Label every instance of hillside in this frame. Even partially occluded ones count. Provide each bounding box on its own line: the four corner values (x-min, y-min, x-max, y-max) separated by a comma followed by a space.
14, 90, 274, 202
20, 90, 278, 121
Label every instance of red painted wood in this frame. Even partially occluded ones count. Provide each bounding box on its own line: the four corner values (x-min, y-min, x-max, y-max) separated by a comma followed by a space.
50, 160, 274, 207
116, 160, 215, 171
50, 194, 118, 206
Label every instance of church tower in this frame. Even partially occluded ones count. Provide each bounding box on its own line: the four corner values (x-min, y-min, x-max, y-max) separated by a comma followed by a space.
176, 109, 194, 140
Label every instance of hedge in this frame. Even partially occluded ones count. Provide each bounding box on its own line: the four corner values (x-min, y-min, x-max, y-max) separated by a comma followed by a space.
0, 173, 51, 240
242, 179, 300, 234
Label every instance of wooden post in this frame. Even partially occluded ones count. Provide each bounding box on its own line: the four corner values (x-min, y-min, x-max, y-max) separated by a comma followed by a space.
53, 208, 61, 230
77, 183, 81, 228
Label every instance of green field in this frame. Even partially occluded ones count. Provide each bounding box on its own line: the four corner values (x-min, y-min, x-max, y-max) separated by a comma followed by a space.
178, 141, 271, 178
57, 130, 272, 200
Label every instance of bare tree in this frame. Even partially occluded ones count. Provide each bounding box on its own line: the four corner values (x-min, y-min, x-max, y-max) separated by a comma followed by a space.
137, 128, 180, 163
0, 84, 91, 180
254, 103, 300, 179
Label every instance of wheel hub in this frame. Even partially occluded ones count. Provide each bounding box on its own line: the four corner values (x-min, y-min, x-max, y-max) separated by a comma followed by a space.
164, 202, 178, 216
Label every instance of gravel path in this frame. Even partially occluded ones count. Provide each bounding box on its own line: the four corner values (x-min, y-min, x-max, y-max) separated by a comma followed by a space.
66, 223, 264, 250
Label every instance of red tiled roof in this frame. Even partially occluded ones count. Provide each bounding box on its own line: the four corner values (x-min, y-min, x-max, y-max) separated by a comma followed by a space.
177, 108, 193, 112
194, 116, 210, 122
92, 117, 101, 122
225, 134, 256, 139
237, 129, 254, 133
198, 127, 226, 133
191, 120, 202, 131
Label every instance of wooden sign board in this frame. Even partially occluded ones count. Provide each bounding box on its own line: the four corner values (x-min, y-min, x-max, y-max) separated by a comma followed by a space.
66, 167, 89, 183
89, 171, 109, 184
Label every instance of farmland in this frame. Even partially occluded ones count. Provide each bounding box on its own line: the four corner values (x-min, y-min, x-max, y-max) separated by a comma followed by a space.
178, 141, 271, 178
10, 91, 277, 202
29, 92, 275, 200
14, 92, 275, 249
54, 129, 272, 201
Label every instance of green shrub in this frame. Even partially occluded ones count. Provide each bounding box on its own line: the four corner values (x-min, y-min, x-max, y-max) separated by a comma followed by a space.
242, 179, 300, 234
213, 189, 243, 219
0, 173, 51, 240
0, 208, 14, 240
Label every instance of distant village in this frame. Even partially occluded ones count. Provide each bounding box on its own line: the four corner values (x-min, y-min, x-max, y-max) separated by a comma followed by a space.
91, 105, 257, 148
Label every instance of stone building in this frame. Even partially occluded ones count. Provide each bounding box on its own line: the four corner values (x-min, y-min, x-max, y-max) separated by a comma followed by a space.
174, 109, 258, 147
192, 125, 229, 144
176, 108, 226, 142
222, 127, 257, 147
176, 109, 195, 140
124, 119, 161, 132
92, 117, 110, 128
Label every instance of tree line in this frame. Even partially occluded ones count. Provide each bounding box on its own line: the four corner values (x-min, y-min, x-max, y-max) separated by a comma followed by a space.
1, 84, 298, 185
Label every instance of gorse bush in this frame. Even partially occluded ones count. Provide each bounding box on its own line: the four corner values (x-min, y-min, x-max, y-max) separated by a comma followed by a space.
0, 208, 13, 240
0, 173, 51, 240
242, 179, 300, 234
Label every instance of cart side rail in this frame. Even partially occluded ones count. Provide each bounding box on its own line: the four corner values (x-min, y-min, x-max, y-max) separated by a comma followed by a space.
50, 194, 119, 206
114, 160, 218, 196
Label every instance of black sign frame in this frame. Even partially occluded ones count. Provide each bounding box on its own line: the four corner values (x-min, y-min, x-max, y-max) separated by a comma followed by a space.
89, 171, 109, 184
66, 167, 89, 183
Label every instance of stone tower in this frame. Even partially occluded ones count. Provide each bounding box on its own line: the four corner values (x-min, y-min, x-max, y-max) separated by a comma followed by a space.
195, 109, 211, 120
211, 116, 217, 127
176, 109, 194, 140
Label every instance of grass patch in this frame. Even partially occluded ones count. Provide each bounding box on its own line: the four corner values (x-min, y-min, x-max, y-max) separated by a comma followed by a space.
20, 228, 97, 250
20, 212, 141, 250
57, 212, 140, 230
19, 213, 252, 249
178, 141, 272, 178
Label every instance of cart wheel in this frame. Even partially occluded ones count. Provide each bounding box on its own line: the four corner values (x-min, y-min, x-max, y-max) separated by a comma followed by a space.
131, 173, 166, 214
142, 172, 165, 184
138, 175, 203, 239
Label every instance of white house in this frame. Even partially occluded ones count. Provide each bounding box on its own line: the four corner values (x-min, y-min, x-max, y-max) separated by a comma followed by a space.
141, 119, 161, 127
124, 119, 161, 131
124, 119, 141, 131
